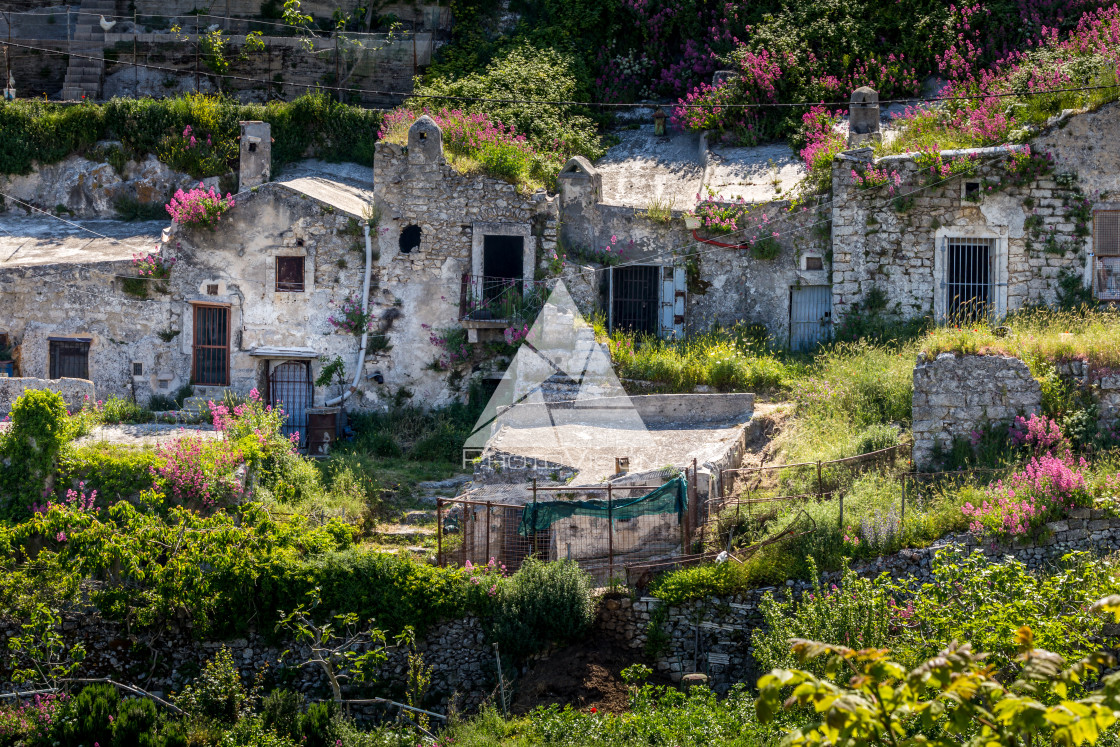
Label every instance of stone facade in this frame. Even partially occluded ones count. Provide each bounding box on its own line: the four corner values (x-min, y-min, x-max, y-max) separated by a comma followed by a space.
557, 158, 830, 346
911, 353, 1042, 467
830, 102, 1120, 325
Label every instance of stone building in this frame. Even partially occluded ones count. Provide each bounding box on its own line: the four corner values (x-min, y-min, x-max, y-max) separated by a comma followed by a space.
829, 100, 1120, 325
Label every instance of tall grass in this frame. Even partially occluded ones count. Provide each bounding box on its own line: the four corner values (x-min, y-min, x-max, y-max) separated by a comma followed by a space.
920, 307, 1120, 369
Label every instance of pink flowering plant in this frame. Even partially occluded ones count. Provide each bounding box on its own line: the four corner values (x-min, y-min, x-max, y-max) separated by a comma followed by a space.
158, 124, 236, 179
151, 435, 248, 512
132, 251, 176, 280
327, 293, 376, 336
166, 183, 236, 230
569, 235, 632, 266
0, 694, 68, 742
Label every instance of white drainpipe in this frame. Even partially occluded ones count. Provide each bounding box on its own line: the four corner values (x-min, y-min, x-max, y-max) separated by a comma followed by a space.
326, 222, 372, 406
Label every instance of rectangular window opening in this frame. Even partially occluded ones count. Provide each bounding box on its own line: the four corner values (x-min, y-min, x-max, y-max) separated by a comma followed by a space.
610, 265, 660, 334
192, 304, 230, 386
946, 237, 992, 321
49, 339, 90, 380
276, 257, 305, 292
1095, 211, 1120, 301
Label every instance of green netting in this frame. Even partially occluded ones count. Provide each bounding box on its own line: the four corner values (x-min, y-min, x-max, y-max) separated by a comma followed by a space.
518, 476, 687, 536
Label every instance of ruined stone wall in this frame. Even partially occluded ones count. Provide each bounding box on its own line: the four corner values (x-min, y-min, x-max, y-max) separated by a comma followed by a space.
0, 377, 96, 415
911, 353, 1042, 467
372, 135, 559, 404
829, 149, 1088, 324
0, 262, 171, 402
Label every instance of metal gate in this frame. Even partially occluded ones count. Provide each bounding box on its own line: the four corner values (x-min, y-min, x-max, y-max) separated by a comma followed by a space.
192, 304, 230, 386
790, 286, 832, 352
270, 361, 312, 447
945, 237, 992, 321
610, 265, 660, 334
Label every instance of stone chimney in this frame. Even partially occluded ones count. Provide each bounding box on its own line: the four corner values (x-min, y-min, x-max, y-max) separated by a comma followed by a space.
847, 87, 881, 148
239, 121, 271, 190
408, 115, 444, 164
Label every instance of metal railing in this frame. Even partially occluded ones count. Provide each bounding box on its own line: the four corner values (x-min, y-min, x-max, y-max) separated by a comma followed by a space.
458, 274, 550, 325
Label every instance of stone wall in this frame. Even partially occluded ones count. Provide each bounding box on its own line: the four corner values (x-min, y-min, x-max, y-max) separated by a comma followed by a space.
911, 353, 1042, 467
829, 146, 1089, 324
0, 261, 171, 403
0, 612, 495, 713
1055, 358, 1120, 430
599, 516, 1120, 692
0, 377, 95, 415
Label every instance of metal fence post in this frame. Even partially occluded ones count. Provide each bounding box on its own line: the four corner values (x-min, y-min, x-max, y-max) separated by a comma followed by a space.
839, 493, 844, 531
900, 473, 906, 529
607, 483, 614, 583
817, 460, 824, 497
531, 478, 538, 558
436, 498, 442, 567
485, 501, 492, 563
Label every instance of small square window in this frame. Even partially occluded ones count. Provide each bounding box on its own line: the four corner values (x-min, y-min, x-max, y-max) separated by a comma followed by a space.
158, 379, 169, 390
206, 284, 219, 296
132, 362, 143, 376
805, 256, 824, 271
276, 257, 305, 292
963, 181, 982, 201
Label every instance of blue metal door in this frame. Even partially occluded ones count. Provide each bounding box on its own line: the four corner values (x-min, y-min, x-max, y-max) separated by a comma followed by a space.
790, 286, 832, 352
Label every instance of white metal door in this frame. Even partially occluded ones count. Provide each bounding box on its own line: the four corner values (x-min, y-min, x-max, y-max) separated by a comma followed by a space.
659, 265, 686, 338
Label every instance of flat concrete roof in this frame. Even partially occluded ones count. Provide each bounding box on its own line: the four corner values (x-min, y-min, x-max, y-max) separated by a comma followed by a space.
0, 217, 164, 268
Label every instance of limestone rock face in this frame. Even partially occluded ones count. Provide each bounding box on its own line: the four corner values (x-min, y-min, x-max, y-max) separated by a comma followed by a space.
0, 149, 212, 218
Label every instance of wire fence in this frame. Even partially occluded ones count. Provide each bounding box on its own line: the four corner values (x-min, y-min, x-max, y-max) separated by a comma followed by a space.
437, 467, 699, 585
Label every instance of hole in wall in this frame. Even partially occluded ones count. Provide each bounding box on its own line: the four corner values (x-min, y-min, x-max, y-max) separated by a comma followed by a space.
399, 225, 422, 254
964, 181, 981, 200
805, 256, 824, 271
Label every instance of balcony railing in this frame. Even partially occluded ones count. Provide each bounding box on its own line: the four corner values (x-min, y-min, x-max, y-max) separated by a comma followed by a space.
459, 274, 550, 325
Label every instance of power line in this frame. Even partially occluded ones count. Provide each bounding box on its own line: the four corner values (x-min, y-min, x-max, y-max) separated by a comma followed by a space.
3, 38, 1120, 110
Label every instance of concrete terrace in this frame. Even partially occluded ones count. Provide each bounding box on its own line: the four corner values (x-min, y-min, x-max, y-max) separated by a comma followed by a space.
0, 216, 164, 268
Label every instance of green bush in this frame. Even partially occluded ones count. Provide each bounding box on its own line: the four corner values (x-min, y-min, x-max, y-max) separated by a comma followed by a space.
489, 558, 596, 658
174, 647, 250, 724
260, 689, 304, 741
300, 701, 342, 747
112, 697, 159, 747
57, 443, 162, 504
61, 684, 120, 746
0, 389, 71, 518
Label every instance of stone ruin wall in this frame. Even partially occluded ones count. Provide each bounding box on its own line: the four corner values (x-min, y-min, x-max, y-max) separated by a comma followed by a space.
911, 353, 1042, 468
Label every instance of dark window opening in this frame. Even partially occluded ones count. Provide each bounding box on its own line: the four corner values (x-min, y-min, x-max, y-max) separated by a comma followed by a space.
49, 339, 90, 380
132, 362, 143, 376
964, 181, 981, 200
192, 304, 230, 386
483, 235, 525, 280
610, 265, 660, 334
206, 284, 219, 296
805, 256, 824, 271
946, 238, 992, 321
400, 225, 422, 254
249, 141, 258, 152
159, 380, 169, 390
276, 256, 305, 292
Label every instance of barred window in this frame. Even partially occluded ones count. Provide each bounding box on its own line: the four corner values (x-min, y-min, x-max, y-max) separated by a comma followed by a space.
1095, 212, 1120, 301
276, 257, 305, 292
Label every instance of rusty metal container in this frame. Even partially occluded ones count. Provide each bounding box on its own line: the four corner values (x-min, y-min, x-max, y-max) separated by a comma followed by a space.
306, 407, 340, 457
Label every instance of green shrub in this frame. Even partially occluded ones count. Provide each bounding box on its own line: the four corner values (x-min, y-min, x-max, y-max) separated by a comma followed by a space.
58, 443, 162, 503
174, 647, 250, 724
300, 701, 342, 747
100, 395, 153, 424
489, 558, 596, 658
112, 697, 159, 747
61, 684, 120, 746
260, 689, 304, 741
0, 389, 70, 518
148, 394, 178, 411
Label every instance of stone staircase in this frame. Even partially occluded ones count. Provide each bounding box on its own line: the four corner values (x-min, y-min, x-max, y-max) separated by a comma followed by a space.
60, 0, 116, 100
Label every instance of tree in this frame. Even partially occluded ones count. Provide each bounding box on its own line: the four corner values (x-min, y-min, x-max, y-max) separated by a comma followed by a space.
755, 595, 1120, 746
7, 604, 86, 689
276, 588, 406, 703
